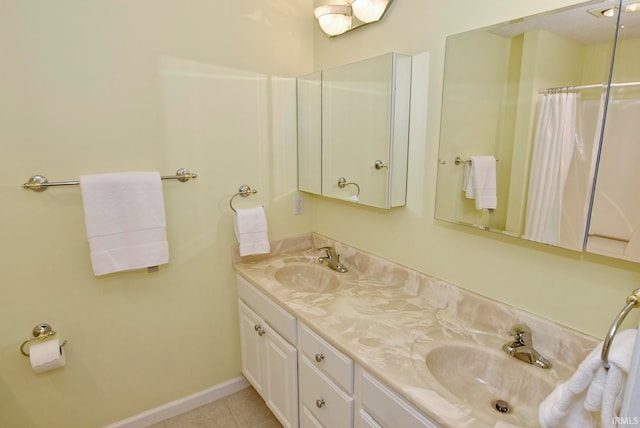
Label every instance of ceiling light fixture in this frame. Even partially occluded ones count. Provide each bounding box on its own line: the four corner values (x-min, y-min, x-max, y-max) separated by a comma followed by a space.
351, 0, 390, 23
314, 5, 353, 37
314, 0, 393, 37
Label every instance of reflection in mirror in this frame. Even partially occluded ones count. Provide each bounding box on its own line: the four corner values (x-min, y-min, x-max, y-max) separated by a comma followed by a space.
435, 0, 619, 251
297, 53, 411, 209
297, 72, 322, 194
587, 2, 640, 262
322, 53, 411, 208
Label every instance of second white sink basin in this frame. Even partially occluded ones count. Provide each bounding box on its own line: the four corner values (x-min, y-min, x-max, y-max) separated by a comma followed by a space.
424, 342, 556, 427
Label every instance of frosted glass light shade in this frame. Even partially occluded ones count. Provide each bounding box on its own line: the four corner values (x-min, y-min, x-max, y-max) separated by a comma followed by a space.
351, 0, 389, 23
314, 5, 352, 36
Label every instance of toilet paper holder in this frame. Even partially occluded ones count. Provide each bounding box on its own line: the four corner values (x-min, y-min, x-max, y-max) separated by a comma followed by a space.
20, 323, 67, 357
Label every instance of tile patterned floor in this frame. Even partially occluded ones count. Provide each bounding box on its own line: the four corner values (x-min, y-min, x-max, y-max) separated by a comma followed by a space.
146, 386, 282, 428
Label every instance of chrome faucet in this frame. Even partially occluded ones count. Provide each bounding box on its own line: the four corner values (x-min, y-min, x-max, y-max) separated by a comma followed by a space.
502, 324, 552, 369
317, 246, 348, 273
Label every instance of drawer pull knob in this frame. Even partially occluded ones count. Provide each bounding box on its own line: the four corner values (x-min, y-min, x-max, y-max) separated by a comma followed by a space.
316, 399, 325, 408
254, 325, 265, 336
315, 353, 325, 363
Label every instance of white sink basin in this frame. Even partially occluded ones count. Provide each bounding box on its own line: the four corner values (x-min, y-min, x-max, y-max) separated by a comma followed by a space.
274, 263, 342, 293
424, 342, 556, 427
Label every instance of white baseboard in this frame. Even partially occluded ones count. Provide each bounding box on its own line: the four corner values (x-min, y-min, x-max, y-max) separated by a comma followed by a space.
104, 376, 249, 428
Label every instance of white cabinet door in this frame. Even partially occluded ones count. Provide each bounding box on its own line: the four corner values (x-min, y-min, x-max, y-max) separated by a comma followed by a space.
239, 299, 299, 428
238, 301, 265, 398
265, 322, 299, 428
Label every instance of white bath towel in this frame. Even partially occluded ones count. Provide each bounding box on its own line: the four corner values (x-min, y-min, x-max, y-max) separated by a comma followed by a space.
79, 172, 169, 276
539, 329, 637, 428
234, 206, 270, 257
463, 156, 497, 210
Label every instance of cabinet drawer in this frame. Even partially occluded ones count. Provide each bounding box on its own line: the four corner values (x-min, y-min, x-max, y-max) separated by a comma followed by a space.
359, 368, 439, 428
237, 274, 297, 344
300, 355, 354, 428
299, 323, 354, 393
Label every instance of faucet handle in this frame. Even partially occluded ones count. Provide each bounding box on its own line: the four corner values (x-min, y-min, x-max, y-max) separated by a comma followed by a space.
507, 324, 530, 335
316, 246, 337, 258
507, 324, 532, 344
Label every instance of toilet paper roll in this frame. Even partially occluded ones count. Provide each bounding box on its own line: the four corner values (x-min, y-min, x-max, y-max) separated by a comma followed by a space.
29, 338, 66, 374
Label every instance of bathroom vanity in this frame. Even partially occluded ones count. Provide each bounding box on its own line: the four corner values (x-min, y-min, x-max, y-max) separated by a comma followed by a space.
233, 234, 598, 428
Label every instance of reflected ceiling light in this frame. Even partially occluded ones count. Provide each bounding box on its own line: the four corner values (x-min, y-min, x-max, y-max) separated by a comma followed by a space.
588, 2, 640, 18
625, 2, 640, 12
314, 5, 352, 37
314, 0, 393, 37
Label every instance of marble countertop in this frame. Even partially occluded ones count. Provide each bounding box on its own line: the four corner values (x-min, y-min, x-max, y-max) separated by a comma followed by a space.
232, 234, 598, 428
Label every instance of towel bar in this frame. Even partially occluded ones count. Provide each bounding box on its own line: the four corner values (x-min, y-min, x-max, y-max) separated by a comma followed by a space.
230, 185, 258, 213
602, 288, 640, 369
22, 168, 197, 192
454, 156, 500, 165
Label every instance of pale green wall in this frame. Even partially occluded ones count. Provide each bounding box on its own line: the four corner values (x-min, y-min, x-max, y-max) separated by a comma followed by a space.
311, 0, 640, 339
0, 1, 313, 427
3, 1, 640, 427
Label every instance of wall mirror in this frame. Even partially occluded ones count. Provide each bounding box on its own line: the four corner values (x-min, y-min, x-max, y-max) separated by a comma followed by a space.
435, 0, 640, 262
297, 52, 412, 209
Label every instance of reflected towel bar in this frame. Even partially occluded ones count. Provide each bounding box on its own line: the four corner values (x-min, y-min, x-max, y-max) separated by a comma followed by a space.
22, 168, 197, 192
454, 156, 499, 166
602, 288, 640, 369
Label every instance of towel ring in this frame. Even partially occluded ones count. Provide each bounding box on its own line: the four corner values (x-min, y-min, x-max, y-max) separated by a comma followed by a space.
601, 288, 640, 369
230, 185, 258, 213
20, 323, 67, 357
337, 177, 360, 196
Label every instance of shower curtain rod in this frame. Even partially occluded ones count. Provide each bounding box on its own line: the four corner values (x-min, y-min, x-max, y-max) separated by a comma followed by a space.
538, 81, 640, 94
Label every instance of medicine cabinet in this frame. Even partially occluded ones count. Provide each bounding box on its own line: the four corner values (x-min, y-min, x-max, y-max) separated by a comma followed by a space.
297, 52, 412, 209
435, 0, 640, 263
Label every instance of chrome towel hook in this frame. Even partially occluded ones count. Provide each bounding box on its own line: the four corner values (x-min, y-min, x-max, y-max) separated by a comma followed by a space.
20, 323, 67, 357
230, 185, 258, 213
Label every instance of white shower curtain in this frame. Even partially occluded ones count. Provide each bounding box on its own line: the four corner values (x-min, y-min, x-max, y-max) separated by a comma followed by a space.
523, 91, 580, 245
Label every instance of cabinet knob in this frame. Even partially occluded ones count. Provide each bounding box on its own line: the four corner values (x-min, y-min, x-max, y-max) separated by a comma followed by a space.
315, 353, 325, 363
254, 325, 265, 336
316, 399, 325, 408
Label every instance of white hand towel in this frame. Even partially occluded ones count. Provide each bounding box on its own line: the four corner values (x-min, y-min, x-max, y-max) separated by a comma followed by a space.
463, 160, 475, 199
539, 329, 637, 428
469, 156, 497, 210
234, 206, 270, 257
587, 329, 636, 428
79, 172, 169, 276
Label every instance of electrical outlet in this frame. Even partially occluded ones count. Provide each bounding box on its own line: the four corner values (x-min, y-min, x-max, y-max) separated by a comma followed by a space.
293, 195, 304, 215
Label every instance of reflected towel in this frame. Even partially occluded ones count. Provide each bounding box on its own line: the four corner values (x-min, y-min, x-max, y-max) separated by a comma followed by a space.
539, 329, 636, 428
463, 156, 497, 210
79, 172, 169, 276
234, 206, 270, 256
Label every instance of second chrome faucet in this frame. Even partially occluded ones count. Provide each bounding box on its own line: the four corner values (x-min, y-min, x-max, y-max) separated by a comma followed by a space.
503, 324, 552, 369
317, 246, 348, 273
